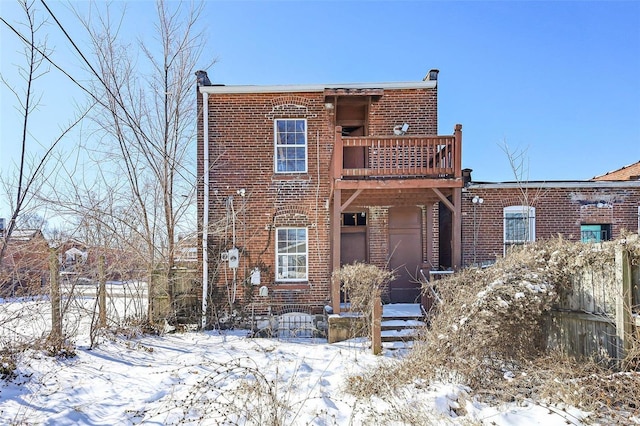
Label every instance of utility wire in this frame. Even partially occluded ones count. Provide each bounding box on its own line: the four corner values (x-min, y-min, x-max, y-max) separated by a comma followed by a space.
39, 0, 196, 182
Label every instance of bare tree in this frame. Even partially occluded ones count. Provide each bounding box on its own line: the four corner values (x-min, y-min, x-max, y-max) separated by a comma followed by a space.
68, 0, 213, 325
0, 0, 88, 269
499, 141, 545, 207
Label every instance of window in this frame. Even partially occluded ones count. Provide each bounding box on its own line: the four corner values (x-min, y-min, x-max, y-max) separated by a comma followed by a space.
342, 212, 367, 227
581, 224, 611, 243
503, 206, 535, 253
276, 227, 308, 281
274, 119, 307, 173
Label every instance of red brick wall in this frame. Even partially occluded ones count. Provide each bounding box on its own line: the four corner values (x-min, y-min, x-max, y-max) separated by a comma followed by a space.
197, 85, 440, 314
461, 185, 640, 266
369, 89, 438, 135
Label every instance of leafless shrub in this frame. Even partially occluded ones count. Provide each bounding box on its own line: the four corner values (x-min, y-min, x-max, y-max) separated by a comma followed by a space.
333, 262, 394, 337
346, 236, 640, 423
143, 356, 340, 425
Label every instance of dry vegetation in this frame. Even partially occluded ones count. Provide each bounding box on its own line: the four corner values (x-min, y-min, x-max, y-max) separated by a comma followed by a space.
333, 262, 395, 337
347, 235, 640, 424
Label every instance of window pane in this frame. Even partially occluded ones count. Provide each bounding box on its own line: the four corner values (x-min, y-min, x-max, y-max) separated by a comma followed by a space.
295, 120, 305, 132
505, 213, 526, 241
286, 133, 295, 144
286, 120, 295, 132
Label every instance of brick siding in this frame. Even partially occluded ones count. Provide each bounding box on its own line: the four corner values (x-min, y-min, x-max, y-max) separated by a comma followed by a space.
461, 185, 640, 266
197, 85, 440, 314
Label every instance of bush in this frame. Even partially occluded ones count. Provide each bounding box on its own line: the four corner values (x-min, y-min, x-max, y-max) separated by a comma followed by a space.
332, 262, 394, 336
346, 236, 640, 422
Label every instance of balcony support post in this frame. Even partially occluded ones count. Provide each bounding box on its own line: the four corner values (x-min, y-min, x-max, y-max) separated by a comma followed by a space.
333, 126, 343, 180
454, 124, 462, 178
331, 188, 342, 314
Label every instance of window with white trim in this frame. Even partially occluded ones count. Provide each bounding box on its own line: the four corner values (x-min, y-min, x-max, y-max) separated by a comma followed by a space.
503, 206, 535, 253
274, 119, 307, 173
276, 227, 308, 281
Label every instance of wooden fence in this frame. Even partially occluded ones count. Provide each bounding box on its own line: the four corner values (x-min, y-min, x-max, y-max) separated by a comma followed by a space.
149, 267, 200, 324
545, 244, 639, 363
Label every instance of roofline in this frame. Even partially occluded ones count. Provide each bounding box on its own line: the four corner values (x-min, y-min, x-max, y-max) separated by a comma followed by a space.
592, 160, 640, 179
198, 80, 437, 94
466, 180, 640, 190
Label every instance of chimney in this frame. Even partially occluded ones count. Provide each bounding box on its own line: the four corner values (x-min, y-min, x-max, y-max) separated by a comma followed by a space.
462, 168, 473, 186
424, 69, 439, 82
195, 70, 211, 87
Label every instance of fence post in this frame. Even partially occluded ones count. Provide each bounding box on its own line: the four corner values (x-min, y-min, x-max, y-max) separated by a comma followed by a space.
49, 249, 62, 345
615, 245, 633, 362
372, 291, 382, 355
98, 255, 106, 328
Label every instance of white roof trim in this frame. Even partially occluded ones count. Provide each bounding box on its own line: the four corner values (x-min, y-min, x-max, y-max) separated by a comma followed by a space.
467, 181, 640, 190
198, 80, 437, 94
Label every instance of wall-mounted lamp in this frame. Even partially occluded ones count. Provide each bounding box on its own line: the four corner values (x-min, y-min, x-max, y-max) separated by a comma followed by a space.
472, 196, 484, 204
237, 188, 246, 197
324, 102, 334, 110
393, 123, 410, 135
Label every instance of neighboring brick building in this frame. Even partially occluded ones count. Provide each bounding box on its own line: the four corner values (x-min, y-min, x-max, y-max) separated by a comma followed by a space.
592, 161, 640, 181
0, 229, 50, 297
196, 70, 464, 316
461, 170, 640, 267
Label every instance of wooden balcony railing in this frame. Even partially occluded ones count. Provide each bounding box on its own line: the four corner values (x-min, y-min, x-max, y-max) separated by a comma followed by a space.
331, 124, 462, 180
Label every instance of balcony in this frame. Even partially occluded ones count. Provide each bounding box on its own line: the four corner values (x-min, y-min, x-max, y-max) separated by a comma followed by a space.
331, 125, 463, 189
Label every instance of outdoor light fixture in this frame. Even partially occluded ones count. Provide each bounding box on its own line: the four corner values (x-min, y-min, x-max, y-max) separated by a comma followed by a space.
472, 196, 484, 204
324, 102, 334, 110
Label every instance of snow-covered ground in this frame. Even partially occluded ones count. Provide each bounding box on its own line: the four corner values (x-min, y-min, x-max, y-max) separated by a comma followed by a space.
0, 296, 590, 425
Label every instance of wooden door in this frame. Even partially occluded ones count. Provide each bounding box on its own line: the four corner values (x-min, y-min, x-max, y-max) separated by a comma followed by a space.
388, 207, 423, 303
340, 212, 368, 303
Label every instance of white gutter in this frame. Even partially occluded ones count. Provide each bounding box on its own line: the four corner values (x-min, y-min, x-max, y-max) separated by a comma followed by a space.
201, 91, 209, 330
466, 181, 640, 190
198, 80, 437, 94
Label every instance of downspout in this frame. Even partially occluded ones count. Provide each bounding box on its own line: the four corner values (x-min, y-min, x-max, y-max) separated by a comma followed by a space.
201, 90, 209, 329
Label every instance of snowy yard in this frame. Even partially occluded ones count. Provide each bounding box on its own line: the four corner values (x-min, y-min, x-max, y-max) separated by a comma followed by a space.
0, 330, 591, 425
0, 296, 590, 425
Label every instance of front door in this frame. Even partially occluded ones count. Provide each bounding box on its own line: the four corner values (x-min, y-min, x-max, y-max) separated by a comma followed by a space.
388, 207, 423, 303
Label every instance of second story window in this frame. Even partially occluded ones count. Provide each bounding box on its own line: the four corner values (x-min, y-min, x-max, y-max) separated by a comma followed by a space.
275, 119, 307, 173
504, 205, 535, 254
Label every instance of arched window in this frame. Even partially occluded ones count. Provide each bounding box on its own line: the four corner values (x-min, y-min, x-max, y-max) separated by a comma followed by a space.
503, 206, 535, 254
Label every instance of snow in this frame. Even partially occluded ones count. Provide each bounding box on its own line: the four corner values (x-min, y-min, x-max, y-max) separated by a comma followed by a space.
0, 298, 591, 425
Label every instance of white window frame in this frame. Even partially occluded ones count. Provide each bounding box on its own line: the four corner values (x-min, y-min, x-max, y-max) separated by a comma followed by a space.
637, 206, 640, 235
503, 205, 535, 254
274, 119, 307, 174
275, 227, 308, 282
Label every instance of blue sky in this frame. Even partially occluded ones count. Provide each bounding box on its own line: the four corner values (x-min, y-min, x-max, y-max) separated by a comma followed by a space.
1, 1, 639, 220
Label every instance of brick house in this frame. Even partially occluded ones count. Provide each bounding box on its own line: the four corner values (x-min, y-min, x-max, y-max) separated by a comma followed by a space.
461, 166, 640, 267
0, 229, 50, 297
196, 70, 464, 316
